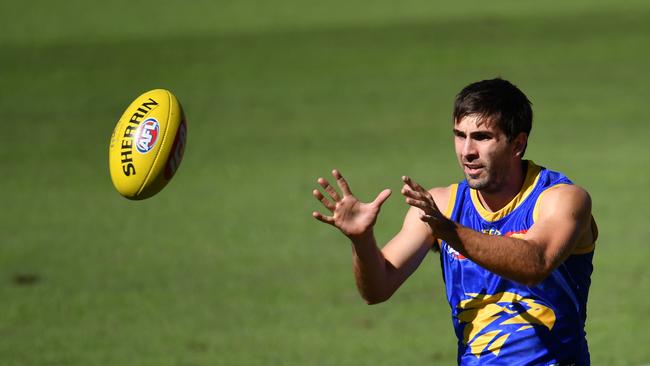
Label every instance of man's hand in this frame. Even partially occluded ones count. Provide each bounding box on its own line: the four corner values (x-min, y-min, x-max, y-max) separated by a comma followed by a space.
312, 169, 391, 239
312, 171, 446, 304
401, 176, 451, 234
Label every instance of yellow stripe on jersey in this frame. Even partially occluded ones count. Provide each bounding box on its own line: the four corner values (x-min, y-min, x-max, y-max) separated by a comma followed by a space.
444, 183, 459, 218
437, 183, 459, 249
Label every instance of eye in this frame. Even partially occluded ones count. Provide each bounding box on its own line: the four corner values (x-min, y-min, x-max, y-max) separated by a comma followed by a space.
473, 133, 492, 141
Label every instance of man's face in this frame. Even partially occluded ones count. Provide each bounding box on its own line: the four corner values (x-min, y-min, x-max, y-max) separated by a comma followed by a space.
453, 114, 521, 193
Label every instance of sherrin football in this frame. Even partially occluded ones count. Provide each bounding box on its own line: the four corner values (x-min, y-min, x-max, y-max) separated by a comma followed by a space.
109, 89, 187, 200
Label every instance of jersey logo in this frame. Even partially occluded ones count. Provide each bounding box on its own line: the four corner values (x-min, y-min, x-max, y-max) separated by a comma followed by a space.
457, 292, 556, 359
482, 228, 502, 236
444, 243, 466, 260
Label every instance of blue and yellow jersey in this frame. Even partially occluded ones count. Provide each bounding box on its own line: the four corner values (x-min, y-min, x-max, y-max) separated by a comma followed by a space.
440, 161, 595, 366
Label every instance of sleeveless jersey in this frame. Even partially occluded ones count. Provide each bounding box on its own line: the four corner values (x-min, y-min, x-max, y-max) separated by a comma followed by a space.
440, 161, 595, 366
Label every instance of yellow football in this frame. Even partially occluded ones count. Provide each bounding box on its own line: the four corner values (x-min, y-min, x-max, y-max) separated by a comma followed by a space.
109, 89, 187, 200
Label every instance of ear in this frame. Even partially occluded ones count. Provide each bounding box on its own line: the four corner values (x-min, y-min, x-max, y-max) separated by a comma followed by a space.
513, 132, 528, 157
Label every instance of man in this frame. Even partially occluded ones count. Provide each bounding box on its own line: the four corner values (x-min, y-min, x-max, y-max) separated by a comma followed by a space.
311, 78, 597, 365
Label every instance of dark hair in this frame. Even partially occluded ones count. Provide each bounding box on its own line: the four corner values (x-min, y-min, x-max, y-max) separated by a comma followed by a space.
453, 78, 533, 154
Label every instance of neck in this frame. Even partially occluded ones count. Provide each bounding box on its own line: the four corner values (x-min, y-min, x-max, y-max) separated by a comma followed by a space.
476, 160, 528, 212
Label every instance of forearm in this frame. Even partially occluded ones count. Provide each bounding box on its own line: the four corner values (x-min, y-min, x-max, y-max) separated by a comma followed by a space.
350, 231, 395, 304
438, 221, 550, 286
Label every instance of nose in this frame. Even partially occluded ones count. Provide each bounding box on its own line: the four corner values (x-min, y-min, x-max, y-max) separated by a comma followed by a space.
461, 138, 478, 162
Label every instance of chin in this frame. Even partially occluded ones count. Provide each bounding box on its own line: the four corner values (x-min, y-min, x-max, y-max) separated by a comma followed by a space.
466, 175, 492, 191
470, 178, 504, 194
467, 180, 488, 190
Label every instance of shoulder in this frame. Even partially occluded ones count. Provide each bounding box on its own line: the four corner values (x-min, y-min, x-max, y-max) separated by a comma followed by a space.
534, 184, 592, 222
529, 183, 597, 252
428, 184, 459, 218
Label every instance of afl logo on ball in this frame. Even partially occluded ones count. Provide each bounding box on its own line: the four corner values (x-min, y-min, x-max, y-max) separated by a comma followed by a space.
135, 118, 160, 154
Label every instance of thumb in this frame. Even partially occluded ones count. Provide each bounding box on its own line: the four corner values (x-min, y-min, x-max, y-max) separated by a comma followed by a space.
372, 189, 392, 208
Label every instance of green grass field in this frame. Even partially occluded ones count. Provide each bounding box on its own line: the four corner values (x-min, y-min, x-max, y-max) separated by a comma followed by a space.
1, 1, 649, 364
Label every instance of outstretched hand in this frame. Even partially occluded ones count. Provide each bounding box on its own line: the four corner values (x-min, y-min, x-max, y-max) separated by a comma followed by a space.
401, 176, 447, 230
312, 169, 391, 239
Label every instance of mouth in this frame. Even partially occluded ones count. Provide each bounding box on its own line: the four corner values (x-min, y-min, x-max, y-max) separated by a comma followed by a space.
463, 164, 484, 176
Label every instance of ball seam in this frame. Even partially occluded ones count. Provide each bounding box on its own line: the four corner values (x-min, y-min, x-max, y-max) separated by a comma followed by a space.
137, 89, 173, 197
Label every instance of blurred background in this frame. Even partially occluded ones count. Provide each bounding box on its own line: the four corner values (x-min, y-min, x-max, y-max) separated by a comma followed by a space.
1, 0, 649, 364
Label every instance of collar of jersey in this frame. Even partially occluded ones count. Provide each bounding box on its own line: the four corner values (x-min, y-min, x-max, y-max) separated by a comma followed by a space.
469, 160, 542, 222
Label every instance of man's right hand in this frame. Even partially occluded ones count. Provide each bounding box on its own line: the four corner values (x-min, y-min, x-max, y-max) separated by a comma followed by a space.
312, 169, 392, 240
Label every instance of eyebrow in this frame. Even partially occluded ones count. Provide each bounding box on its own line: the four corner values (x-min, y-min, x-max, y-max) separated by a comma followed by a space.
453, 128, 495, 136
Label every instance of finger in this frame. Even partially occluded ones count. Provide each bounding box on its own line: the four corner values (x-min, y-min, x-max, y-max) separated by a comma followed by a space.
312, 211, 335, 225
401, 175, 427, 194
400, 185, 423, 200
402, 186, 437, 212
313, 189, 335, 212
401, 178, 439, 210
407, 194, 440, 214
402, 175, 425, 192
405, 197, 439, 216
332, 169, 353, 196
371, 189, 392, 208
420, 214, 434, 222
404, 197, 432, 212
318, 177, 341, 202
